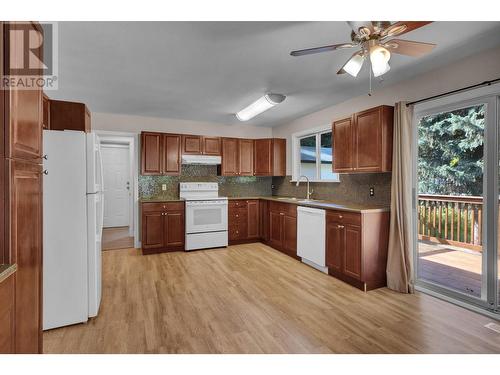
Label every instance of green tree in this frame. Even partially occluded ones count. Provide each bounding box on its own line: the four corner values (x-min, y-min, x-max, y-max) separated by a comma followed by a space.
418, 104, 484, 196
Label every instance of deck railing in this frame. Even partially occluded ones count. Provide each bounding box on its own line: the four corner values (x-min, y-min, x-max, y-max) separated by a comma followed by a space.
418, 194, 483, 251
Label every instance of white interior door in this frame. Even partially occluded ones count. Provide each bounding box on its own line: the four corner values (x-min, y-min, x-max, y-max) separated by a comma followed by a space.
101, 144, 131, 228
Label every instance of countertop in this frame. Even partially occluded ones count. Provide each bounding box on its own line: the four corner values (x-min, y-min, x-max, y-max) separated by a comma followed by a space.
0, 264, 17, 283
140, 196, 389, 213
141, 198, 184, 203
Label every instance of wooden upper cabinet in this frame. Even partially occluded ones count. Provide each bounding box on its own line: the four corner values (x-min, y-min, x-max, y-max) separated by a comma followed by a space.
4, 22, 43, 161
163, 134, 181, 175
202, 136, 221, 156
141, 132, 163, 175
221, 138, 239, 176
332, 116, 353, 172
182, 135, 221, 155
182, 135, 203, 155
49, 100, 91, 133
239, 139, 254, 176
254, 138, 286, 176
333, 105, 393, 173
141, 132, 181, 176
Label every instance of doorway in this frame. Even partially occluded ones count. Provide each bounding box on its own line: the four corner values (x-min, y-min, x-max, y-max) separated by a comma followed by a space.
98, 132, 138, 250
413, 89, 499, 316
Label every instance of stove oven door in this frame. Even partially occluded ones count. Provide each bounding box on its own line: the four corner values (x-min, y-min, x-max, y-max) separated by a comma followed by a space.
185, 200, 228, 234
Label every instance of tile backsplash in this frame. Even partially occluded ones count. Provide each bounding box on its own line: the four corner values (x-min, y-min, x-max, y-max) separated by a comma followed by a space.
272, 174, 392, 206
139, 165, 272, 200
139, 165, 391, 206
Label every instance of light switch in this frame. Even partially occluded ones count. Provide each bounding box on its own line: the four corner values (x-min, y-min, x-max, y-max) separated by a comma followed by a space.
162, 184, 167, 191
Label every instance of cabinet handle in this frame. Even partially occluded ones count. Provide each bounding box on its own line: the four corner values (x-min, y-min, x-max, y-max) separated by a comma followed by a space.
280, 212, 284, 216
339, 215, 343, 219
42, 170, 48, 175
338, 225, 345, 228
42, 154, 48, 160
236, 214, 239, 218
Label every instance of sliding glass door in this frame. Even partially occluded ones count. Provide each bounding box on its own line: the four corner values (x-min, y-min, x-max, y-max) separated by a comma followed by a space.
414, 93, 499, 314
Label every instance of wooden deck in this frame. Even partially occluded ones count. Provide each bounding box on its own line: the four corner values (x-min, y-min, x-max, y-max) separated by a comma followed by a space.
44, 243, 500, 354
418, 240, 487, 297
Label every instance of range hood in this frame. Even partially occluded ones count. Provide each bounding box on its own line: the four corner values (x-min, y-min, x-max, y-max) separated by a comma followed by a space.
181, 154, 222, 165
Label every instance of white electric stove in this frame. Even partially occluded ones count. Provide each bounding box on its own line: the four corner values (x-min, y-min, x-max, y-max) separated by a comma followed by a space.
179, 182, 228, 251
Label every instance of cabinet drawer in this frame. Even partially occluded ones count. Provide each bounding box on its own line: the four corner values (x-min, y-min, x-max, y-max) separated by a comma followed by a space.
326, 210, 361, 226
269, 201, 297, 217
229, 200, 248, 209
142, 201, 185, 213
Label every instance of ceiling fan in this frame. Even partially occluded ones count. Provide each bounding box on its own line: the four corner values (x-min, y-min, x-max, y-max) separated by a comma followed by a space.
290, 21, 436, 78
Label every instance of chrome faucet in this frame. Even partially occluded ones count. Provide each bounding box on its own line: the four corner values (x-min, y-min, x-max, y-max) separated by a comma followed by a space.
296, 175, 313, 200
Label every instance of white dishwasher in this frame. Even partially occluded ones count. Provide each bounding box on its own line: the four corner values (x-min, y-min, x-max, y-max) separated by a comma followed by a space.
297, 206, 328, 273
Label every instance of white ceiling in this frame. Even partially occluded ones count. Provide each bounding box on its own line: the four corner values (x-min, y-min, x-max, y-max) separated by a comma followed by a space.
50, 21, 500, 127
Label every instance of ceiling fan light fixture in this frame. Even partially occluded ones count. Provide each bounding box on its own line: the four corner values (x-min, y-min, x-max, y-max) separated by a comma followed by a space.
235, 93, 286, 122
342, 54, 365, 77
369, 45, 391, 77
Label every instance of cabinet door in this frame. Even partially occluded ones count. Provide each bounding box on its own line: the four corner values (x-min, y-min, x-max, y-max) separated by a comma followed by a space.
268, 211, 283, 250
163, 134, 181, 175
239, 139, 254, 176
141, 212, 164, 250
283, 214, 297, 256
354, 107, 382, 172
259, 200, 269, 242
5, 23, 43, 161
8, 160, 42, 353
272, 139, 286, 176
164, 211, 184, 250
237, 207, 248, 239
326, 221, 343, 272
333, 117, 353, 172
202, 137, 221, 156
141, 132, 163, 175
182, 135, 203, 155
42, 94, 50, 130
343, 224, 362, 280
0, 274, 15, 353
247, 200, 259, 239
254, 139, 272, 176
221, 138, 239, 176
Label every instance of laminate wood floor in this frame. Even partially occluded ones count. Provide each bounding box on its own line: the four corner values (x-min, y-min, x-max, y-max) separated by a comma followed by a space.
43, 243, 500, 354
102, 227, 134, 251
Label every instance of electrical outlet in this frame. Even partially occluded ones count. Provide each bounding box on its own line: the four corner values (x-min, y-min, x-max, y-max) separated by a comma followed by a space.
162, 184, 167, 191
369, 187, 375, 197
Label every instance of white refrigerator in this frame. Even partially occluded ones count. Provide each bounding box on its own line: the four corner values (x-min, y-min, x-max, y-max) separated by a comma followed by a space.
43, 130, 104, 330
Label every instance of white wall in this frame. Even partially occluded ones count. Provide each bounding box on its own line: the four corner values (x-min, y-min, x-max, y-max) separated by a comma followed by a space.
92, 112, 272, 139
272, 46, 500, 175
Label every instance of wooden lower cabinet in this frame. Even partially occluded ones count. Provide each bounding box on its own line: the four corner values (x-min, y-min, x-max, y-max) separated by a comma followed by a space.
326, 210, 389, 291
267, 202, 297, 258
228, 200, 259, 243
8, 159, 43, 353
0, 273, 15, 353
141, 202, 185, 254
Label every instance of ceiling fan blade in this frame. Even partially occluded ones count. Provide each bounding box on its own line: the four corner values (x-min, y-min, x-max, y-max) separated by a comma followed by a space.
290, 43, 355, 57
380, 23, 408, 38
337, 51, 365, 76
385, 39, 436, 57
347, 21, 374, 35
383, 21, 433, 38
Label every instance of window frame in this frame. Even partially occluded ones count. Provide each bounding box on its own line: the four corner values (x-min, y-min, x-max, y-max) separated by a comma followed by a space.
291, 125, 340, 183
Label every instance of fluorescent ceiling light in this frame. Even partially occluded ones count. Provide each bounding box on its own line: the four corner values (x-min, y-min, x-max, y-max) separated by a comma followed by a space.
370, 45, 391, 77
236, 93, 286, 121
